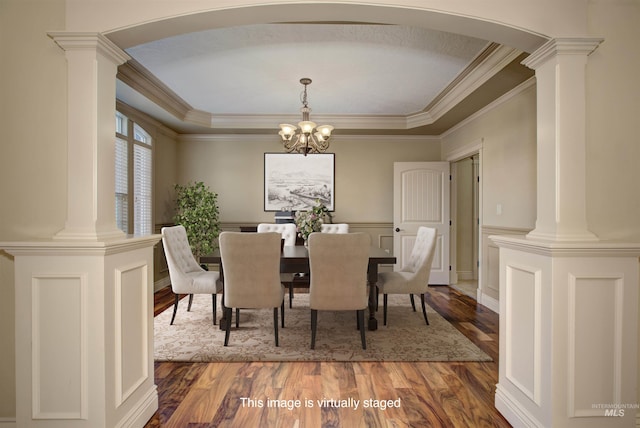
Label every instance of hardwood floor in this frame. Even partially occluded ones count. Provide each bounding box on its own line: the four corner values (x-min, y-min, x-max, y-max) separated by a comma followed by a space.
146, 286, 510, 427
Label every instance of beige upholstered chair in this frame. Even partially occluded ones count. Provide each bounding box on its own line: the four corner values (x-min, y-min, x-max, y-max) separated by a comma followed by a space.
257, 223, 297, 246
161, 225, 222, 325
308, 232, 371, 349
257, 222, 299, 308
219, 232, 285, 346
377, 226, 437, 326
320, 223, 349, 233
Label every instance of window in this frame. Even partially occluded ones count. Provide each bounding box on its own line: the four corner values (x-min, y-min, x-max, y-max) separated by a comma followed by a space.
115, 111, 153, 235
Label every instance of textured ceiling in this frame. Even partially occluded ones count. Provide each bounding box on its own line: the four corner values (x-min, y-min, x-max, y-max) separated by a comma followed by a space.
115, 23, 534, 135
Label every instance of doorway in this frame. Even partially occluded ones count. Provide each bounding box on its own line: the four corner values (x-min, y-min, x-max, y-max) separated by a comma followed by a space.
451, 154, 480, 299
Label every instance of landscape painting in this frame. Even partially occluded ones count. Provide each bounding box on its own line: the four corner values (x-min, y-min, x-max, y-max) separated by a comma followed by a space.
264, 153, 335, 211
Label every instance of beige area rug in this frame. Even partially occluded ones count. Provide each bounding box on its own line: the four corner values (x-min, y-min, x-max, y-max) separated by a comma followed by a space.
154, 293, 492, 362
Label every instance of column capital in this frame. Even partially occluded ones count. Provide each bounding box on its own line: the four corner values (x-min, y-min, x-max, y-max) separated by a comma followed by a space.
48, 32, 130, 65
522, 37, 604, 70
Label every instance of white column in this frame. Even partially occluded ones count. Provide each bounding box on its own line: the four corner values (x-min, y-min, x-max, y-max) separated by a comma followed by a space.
493, 38, 640, 427
48, 33, 130, 241
522, 38, 602, 242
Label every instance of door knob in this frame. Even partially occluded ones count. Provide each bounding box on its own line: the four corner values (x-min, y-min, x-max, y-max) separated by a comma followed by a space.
395, 227, 401, 232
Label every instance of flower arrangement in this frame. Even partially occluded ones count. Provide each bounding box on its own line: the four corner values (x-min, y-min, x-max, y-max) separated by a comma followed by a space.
294, 200, 332, 244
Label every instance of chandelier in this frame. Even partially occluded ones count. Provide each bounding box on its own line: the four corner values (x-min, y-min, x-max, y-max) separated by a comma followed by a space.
278, 78, 334, 155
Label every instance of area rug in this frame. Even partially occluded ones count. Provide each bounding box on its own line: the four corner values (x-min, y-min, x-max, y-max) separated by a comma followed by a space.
154, 294, 492, 362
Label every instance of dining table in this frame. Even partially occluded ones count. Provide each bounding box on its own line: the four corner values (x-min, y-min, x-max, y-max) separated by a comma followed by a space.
200, 245, 396, 331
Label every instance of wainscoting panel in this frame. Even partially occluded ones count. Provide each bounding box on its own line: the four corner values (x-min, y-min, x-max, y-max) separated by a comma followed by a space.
114, 262, 149, 407
568, 274, 623, 417
31, 274, 87, 420
505, 263, 541, 405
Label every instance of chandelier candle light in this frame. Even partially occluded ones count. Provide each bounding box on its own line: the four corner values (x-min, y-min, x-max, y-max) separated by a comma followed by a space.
279, 78, 334, 156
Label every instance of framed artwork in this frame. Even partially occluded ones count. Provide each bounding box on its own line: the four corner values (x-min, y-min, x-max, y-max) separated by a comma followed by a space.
264, 153, 335, 211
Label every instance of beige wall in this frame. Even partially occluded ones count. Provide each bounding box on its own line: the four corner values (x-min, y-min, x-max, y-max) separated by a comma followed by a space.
0, 0, 67, 418
176, 136, 441, 224
586, 0, 640, 241
442, 83, 538, 231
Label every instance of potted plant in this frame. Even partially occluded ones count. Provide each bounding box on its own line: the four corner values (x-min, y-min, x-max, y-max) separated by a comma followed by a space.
174, 181, 221, 260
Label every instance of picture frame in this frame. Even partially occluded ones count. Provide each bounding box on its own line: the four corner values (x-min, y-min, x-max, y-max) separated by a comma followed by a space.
264, 153, 335, 212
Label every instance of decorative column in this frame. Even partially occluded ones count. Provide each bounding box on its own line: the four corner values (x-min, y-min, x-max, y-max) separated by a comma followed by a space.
0, 33, 159, 428
492, 38, 640, 428
48, 32, 129, 241
523, 38, 601, 242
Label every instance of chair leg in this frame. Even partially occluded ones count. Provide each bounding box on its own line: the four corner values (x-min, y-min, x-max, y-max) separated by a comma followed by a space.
212, 294, 217, 325
223, 307, 232, 346
273, 308, 279, 347
289, 284, 294, 308
420, 293, 429, 325
170, 293, 179, 325
281, 300, 285, 328
383, 294, 388, 326
358, 309, 366, 350
187, 294, 194, 311
410, 294, 416, 311
310, 309, 318, 349
235, 308, 240, 328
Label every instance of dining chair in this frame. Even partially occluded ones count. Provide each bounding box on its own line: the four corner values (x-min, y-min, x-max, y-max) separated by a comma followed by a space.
219, 232, 285, 346
377, 226, 437, 326
161, 225, 222, 325
320, 223, 349, 233
257, 222, 299, 308
308, 232, 371, 349
257, 222, 297, 246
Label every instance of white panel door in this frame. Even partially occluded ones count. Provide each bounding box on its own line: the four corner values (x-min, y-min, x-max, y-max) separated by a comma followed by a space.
394, 162, 450, 284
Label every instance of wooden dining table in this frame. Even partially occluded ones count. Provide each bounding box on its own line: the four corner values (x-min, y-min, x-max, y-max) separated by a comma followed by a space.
200, 245, 396, 331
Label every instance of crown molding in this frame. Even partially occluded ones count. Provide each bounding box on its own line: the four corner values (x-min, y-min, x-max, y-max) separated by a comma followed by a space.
177, 133, 439, 143
408, 43, 522, 128
118, 42, 522, 132
116, 99, 178, 139
117, 59, 192, 120
441, 76, 535, 138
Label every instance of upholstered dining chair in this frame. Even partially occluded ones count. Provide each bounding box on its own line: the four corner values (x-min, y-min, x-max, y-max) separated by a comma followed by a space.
320, 223, 349, 233
219, 232, 285, 347
161, 225, 222, 325
307, 232, 371, 350
377, 226, 437, 326
257, 222, 297, 246
257, 222, 299, 308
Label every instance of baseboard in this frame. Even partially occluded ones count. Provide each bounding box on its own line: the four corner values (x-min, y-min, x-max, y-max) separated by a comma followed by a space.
495, 384, 542, 427
457, 271, 474, 280
479, 291, 499, 313
154, 276, 170, 292
115, 385, 158, 428
0, 418, 16, 428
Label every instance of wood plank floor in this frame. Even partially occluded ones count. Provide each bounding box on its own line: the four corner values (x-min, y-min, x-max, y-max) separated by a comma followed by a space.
146, 286, 510, 427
